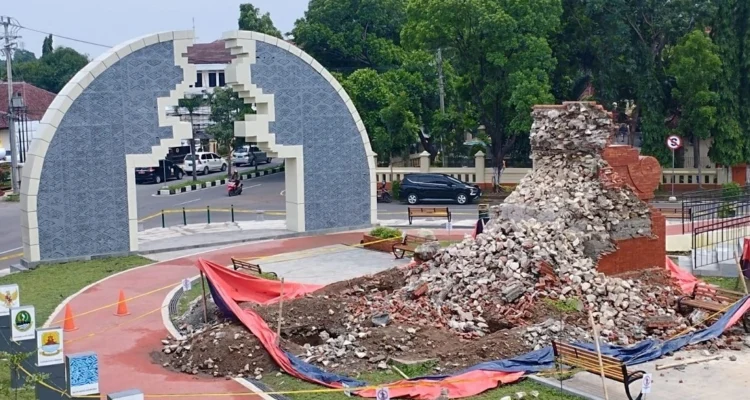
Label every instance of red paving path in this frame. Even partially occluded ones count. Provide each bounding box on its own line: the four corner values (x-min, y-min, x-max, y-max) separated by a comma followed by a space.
51, 230, 466, 399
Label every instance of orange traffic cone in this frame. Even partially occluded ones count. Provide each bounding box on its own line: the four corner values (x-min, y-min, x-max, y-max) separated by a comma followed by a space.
114, 290, 130, 316
63, 304, 78, 332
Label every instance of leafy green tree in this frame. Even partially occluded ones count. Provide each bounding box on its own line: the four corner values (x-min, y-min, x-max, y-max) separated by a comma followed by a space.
709, 0, 746, 167
13, 49, 36, 63
572, 0, 715, 164
402, 0, 562, 169
292, 0, 406, 72
668, 30, 722, 187
342, 69, 395, 159
12, 47, 88, 93
238, 3, 283, 38
206, 87, 254, 176
42, 35, 53, 57
176, 95, 208, 181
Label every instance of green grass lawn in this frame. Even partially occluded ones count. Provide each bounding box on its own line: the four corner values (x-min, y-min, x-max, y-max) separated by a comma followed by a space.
261, 371, 583, 399
0, 255, 153, 399
3, 193, 19, 202
702, 276, 748, 292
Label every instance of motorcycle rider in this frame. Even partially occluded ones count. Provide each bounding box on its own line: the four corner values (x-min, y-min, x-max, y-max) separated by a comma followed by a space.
230, 170, 242, 190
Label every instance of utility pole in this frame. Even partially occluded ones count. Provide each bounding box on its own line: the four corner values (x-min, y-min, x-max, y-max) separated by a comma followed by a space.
436, 48, 446, 166
1, 16, 20, 194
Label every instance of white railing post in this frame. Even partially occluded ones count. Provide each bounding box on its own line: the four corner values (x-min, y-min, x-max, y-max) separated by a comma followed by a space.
474, 151, 486, 186
419, 151, 431, 173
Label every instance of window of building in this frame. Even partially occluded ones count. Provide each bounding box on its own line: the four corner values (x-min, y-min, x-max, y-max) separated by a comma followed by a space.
218, 72, 226, 87
195, 72, 203, 88
208, 72, 217, 87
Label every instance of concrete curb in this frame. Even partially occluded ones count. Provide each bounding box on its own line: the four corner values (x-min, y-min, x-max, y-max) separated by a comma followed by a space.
136, 224, 374, 255
155, 165, 285, 195
527, 375, 605, 400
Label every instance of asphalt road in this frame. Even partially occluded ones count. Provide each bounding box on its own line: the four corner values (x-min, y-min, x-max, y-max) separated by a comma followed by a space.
0, 167, 693, 270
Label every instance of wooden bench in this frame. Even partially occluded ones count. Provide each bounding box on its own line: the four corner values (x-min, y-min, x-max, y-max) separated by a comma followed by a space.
392, 235, 432, 259
408, 207, 451, 225
552, 341, 645, 400
677, 283, 748, 332
231, 258, 278, 278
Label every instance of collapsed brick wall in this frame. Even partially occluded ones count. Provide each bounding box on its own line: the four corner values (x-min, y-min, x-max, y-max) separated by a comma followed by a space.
599, 145, 666, 272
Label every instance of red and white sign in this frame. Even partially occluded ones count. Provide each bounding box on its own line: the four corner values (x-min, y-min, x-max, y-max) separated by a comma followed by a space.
666, 135, 682, 150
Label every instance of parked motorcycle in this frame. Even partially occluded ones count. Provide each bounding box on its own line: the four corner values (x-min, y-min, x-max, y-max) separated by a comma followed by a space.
376, 181, 392, 203
227, 181, 243, 196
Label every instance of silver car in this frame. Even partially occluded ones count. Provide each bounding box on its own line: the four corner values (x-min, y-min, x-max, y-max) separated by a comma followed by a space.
231, 145, 272, 166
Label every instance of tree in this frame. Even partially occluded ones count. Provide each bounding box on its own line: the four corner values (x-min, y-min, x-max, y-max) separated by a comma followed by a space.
206, 87, 254, 177
402, 0, 562, 170
238, 3, 283, 38
13, 49, 36, 63
42, 35, 53, 57
569, 0, 715, 164
668, 30, 722, 187
12, 47, 88, 93
292, 0, 407, 72
176, 95, 208, 181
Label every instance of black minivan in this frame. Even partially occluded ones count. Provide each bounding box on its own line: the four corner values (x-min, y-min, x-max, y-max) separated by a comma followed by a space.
399, 173, 481, 205
135, 160, 185, 184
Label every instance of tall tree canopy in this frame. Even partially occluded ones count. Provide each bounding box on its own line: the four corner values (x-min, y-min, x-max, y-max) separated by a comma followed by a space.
292, 0, 407, 72
402, 0, 562, 168
709, 0, 750, 166
42, 35, 54, 56
11, 47, 88, 93
238, 3, 283, 38
668, 30, 722, 172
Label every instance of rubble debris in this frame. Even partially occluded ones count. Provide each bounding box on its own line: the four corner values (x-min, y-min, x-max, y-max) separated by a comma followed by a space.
161, 103, 727, 379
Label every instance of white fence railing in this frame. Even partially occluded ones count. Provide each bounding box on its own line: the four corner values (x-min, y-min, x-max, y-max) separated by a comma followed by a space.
376, 152, 730, 186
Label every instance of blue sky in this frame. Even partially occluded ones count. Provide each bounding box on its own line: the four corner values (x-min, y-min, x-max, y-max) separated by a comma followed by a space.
4, 0, 308, 58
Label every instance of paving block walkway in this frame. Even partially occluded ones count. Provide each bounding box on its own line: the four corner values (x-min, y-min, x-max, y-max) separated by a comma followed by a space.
564, 348, 750, 400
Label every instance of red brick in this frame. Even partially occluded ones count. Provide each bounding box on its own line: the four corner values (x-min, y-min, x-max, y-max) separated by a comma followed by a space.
597, 208, 666, 275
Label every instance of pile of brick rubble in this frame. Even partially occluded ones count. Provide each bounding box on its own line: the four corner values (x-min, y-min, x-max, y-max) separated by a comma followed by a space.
349, 103, 686, 349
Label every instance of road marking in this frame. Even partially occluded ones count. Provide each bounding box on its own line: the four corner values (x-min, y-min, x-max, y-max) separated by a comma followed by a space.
0, 247, 22, 255
246, 184, 261, 189
0, 252, 23, 262
280, 189, 285, 196
176, 198, 201, 206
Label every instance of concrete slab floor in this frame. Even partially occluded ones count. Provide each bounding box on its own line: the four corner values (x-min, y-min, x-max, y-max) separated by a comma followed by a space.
564, 347, 750, 400
260, 245, 410, 285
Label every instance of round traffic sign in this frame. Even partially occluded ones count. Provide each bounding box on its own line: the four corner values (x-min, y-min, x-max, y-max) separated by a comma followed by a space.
666, 135, 682, 150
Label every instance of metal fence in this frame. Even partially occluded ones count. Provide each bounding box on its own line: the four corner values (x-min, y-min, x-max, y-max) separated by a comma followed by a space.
683, 185, 750, 267
139, 206, 286, 229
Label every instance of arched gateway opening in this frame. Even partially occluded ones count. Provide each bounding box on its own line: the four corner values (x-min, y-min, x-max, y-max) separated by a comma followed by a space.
20, 30, 376, 265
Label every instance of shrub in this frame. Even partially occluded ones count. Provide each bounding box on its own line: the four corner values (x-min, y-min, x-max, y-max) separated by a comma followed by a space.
718, 203, 735, 218
722, 182, 742, 200
368, 226, 402, 239
391, 180, 401, 200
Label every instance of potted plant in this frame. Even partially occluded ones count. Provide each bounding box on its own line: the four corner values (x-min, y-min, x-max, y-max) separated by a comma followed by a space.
361, 227, 403, 253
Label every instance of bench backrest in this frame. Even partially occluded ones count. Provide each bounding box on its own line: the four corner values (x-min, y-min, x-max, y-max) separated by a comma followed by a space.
553, 341, 626, 382
409, 207, 450, 216
693, 284, 744, 303
403, 234, 432, 244
231, 258, 261, 273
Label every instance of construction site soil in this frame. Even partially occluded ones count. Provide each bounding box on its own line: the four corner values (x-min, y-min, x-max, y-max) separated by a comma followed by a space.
158, 265, 683, 380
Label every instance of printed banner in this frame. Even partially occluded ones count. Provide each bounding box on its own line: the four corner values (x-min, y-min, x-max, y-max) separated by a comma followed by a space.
10, 305, 35, 341
0, 284, 20, 316
68, 352, 100, 396
37, 327, 64, 366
